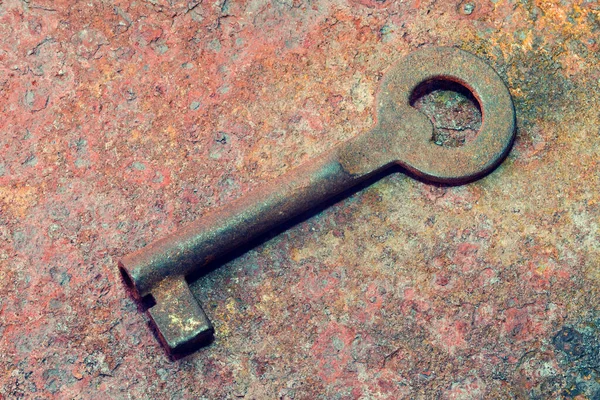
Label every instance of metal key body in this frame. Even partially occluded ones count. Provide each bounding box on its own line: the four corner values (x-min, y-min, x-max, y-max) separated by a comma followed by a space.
119, 47, 515, 354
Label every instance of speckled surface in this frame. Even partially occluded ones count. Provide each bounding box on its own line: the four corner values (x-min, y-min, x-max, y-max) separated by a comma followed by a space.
1, 0, 600, 398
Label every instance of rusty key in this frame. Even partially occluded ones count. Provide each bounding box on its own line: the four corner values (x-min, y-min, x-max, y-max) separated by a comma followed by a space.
119, 47, 515, 354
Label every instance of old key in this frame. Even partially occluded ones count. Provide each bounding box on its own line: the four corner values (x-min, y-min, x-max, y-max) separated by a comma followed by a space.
119, 47, 515, 354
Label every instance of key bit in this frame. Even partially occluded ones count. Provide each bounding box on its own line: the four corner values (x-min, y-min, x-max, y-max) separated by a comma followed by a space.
119, 47, 516, 355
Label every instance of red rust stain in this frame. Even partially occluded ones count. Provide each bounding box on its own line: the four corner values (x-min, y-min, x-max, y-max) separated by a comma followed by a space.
311, 322, 355, 384
429, 317, 469, 355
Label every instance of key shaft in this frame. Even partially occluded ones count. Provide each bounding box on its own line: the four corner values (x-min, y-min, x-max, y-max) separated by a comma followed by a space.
121, 133, 388, 298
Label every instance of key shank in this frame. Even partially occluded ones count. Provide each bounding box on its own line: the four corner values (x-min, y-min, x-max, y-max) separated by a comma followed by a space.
120, 133, 388, 298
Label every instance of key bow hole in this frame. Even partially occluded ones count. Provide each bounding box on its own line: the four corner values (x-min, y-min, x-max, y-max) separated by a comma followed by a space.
409, 79, 482, 148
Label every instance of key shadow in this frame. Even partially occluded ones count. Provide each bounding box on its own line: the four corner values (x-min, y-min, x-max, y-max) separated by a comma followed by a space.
184, 163, 483, 287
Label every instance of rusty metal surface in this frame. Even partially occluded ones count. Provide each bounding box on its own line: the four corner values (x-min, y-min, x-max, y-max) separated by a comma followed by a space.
120, 46, 515, 354
1, 0, 600, 398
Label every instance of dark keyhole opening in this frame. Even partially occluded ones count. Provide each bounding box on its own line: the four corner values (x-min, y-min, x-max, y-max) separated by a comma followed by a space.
410, 80, 482, 148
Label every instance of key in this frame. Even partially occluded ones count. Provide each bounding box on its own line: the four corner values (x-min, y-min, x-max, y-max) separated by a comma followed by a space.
119, 47, 515, 354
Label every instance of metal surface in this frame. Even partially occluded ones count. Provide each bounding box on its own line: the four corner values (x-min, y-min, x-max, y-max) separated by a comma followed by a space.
119, 46, 515, 354
4, 0, 600, 396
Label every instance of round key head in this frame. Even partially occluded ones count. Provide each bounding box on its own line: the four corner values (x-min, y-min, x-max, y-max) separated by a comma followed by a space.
375, 47, 515, 184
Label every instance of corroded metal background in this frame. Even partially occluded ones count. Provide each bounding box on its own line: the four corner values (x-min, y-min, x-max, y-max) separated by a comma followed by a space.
1, 0, 599, 398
